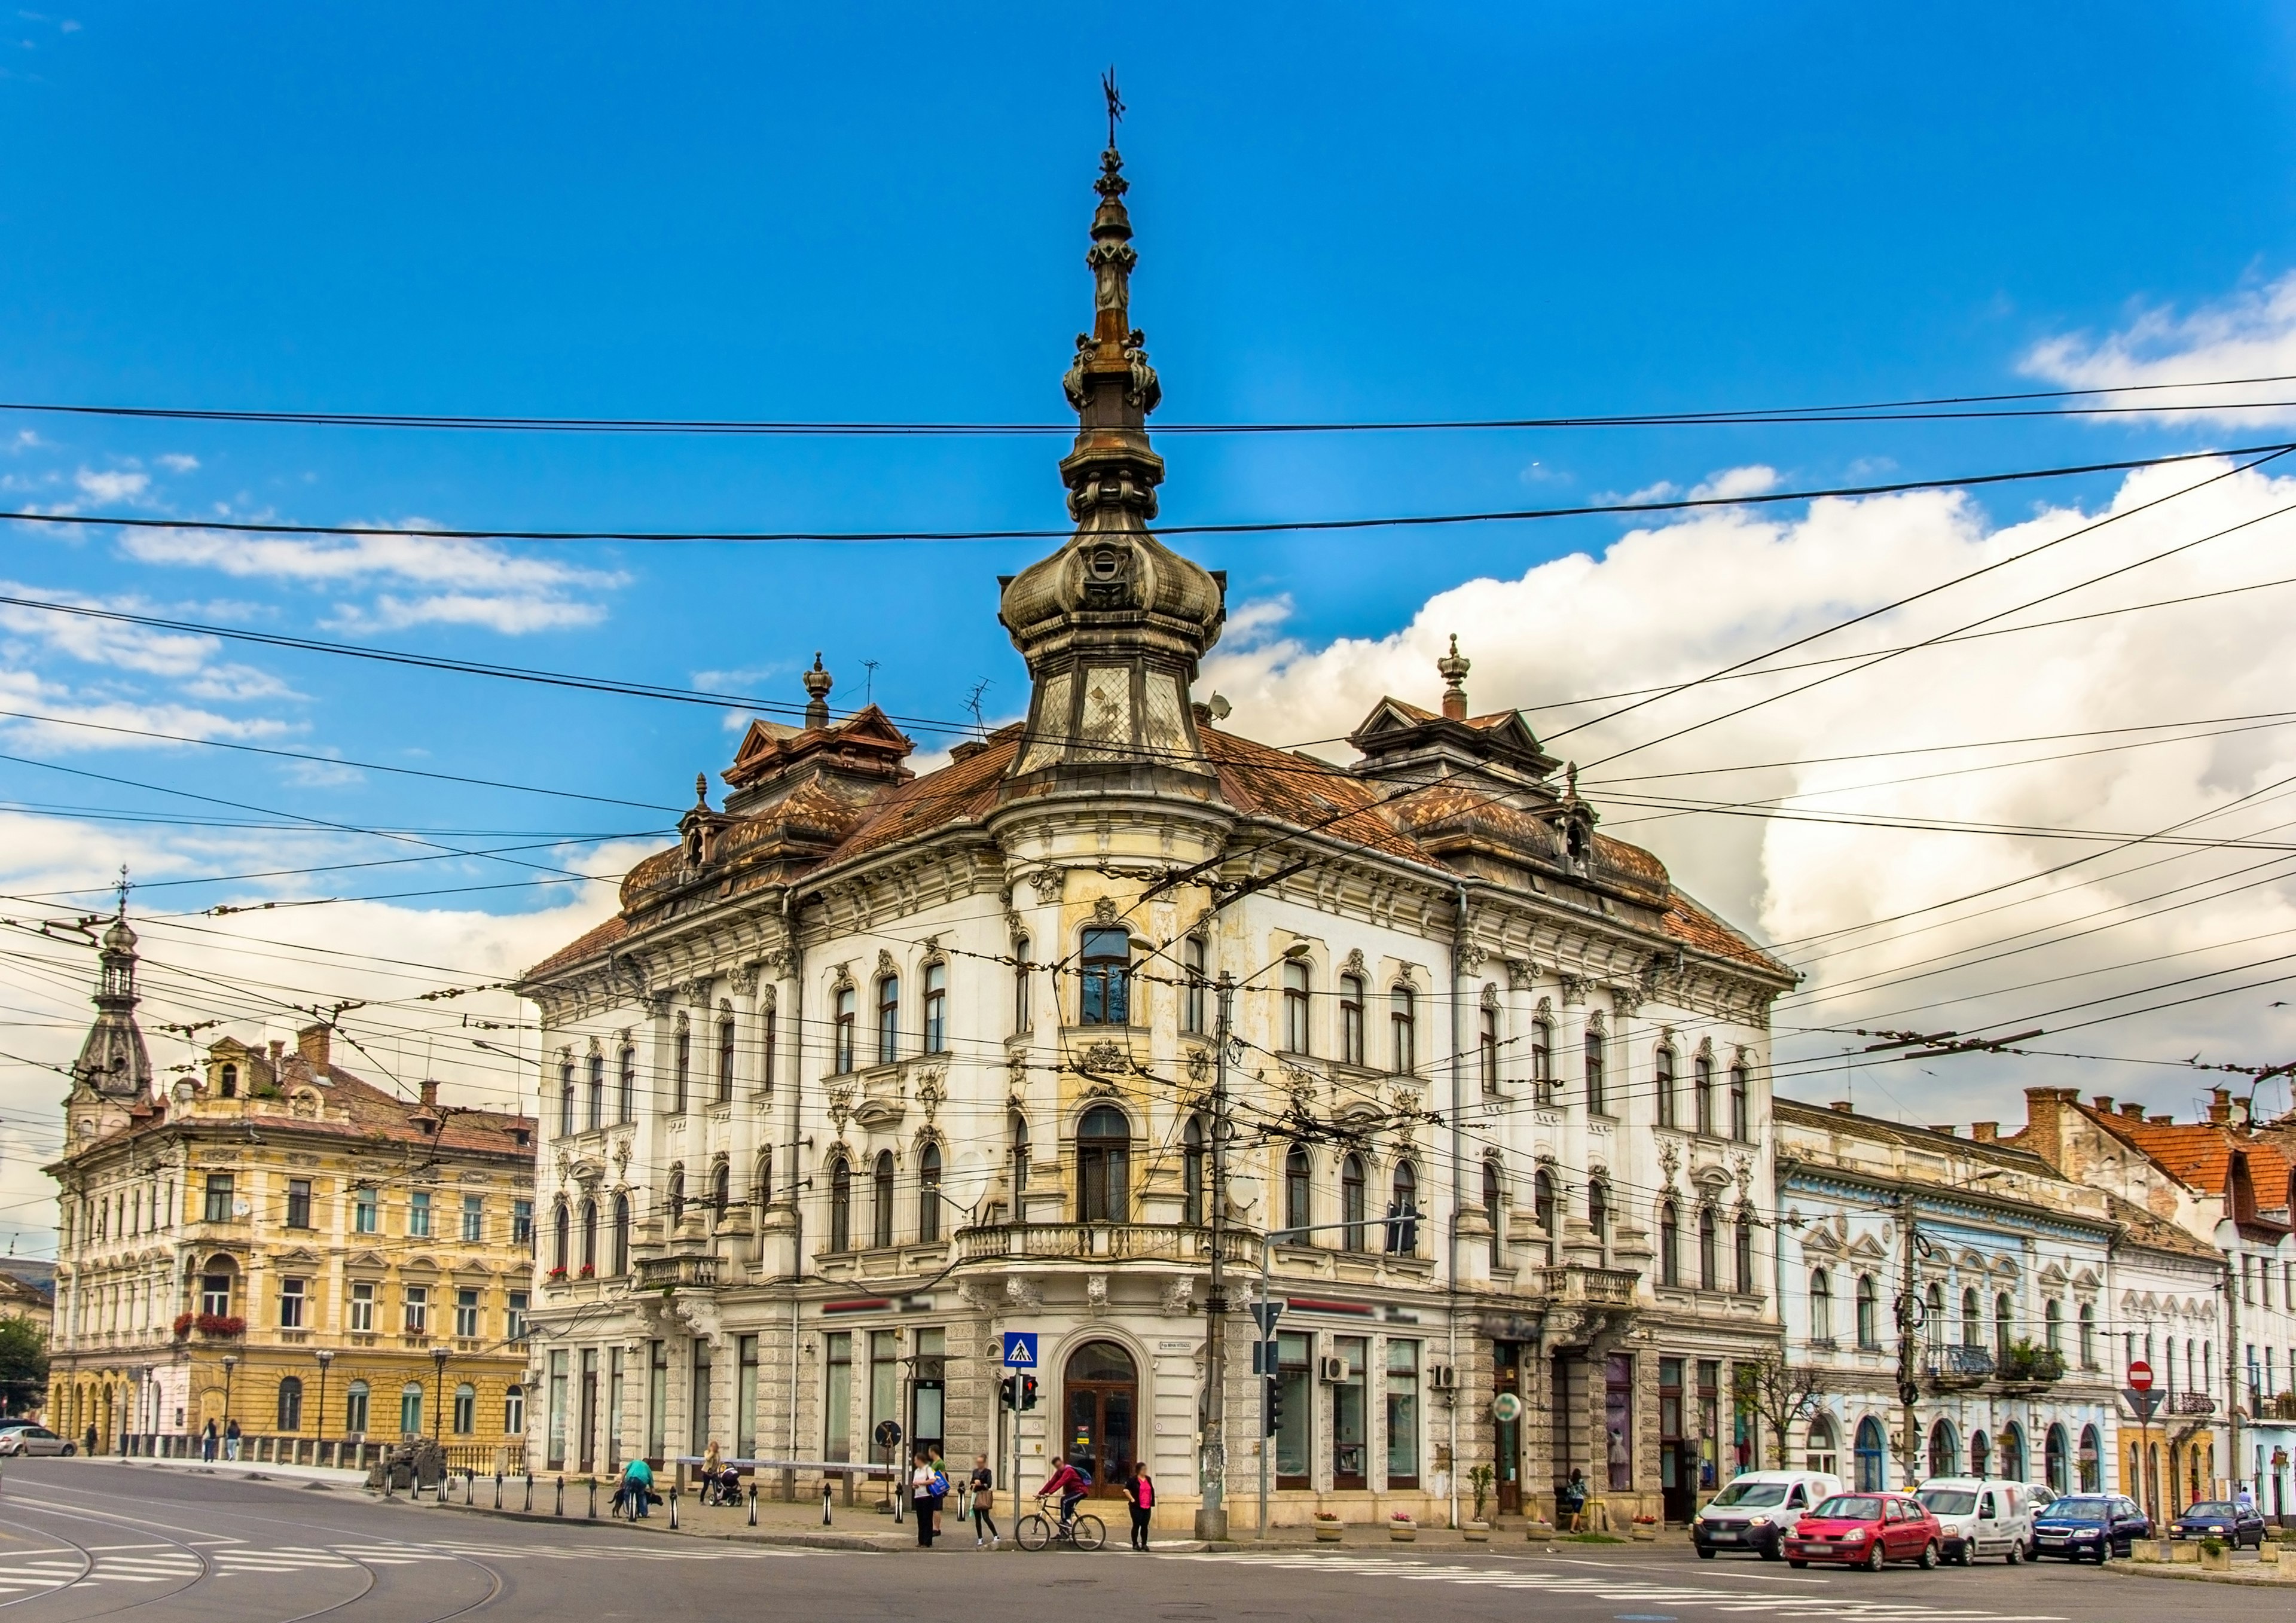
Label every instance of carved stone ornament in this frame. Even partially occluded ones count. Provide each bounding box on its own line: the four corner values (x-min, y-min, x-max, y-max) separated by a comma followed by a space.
876, 948, 897, 978
1085, 1272, 1110, 1316
683, 977, 716, 1008
761, 947, 797, 980
1559, 974, 1587, 1006
729, 963, 762, 997
1611, 986, 1644, 1019
1162, 1276, 1196, 1316
1079, 1039, 1127, 1076
643, 989, 676, 1018
1184, 1047, 1211, 1085
1389, 1084, 1422, 1118
827, 1084, 856, 1137
1342, 948, 1367, 979
1280, 1063, 1319, 1110
1091, 895, 1119, 925
1658, 1140, 1681, 1185
1005, 1275, 1044, 1313
1732, 1154, 1754, 1197
1028, 868, 1065, 905
955, 1279, 1000, 1314
915, 1069, 947, 1123
1506, 958, 1536, 992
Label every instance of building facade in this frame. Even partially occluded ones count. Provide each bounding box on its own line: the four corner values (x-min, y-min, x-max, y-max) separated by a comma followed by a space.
516, 135, 1794, 1530
46, 912, 538, 1466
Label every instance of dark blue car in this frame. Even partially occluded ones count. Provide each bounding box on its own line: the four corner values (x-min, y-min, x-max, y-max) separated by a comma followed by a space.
2171, 1500, 2266, 1547
2031, 1494, 2149, 1563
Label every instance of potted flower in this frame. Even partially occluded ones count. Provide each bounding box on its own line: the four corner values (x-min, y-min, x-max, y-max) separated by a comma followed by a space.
1631, 1513, 1659, 1542
1463, 1463, 1493, 1540
577, 1264, 596, 1278
546, 1265, 569, 1282
1389, 1510, 1417, 1543
172, 1311, 193, 1340
2199, 1534, 2230, 1572
1313, 1510, 1343, 1543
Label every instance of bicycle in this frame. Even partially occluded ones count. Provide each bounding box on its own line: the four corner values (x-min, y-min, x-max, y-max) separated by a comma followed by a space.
1016, 1495, 1106, 1552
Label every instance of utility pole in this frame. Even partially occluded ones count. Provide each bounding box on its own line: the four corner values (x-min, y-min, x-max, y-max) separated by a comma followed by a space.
1196, 972, 1235, 1543
1892, 1194, 1923, 1488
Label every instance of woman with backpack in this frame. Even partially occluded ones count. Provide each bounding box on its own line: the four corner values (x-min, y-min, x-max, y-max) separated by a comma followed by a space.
911, 1449, 941, 1546
1123, 1462, 1154, 1550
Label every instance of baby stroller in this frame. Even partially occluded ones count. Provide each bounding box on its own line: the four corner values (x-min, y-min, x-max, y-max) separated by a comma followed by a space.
699, 1467, 744, 1508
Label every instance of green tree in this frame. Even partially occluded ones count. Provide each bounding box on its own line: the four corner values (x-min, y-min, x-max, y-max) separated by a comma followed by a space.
0, 1317, 49, 1416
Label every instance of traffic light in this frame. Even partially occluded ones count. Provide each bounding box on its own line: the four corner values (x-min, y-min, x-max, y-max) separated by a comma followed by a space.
1262, 1374, 1281, 1436
1019, 1374, 1039, 1411
999, 1376, 1017, 1410
1384, 1199, 1419, 1256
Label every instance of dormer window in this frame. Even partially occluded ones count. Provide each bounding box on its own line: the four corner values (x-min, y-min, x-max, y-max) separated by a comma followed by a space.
219, 1063, 237, 1099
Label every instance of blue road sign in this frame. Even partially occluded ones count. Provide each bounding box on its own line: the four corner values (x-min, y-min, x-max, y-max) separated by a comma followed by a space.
1002, 1331, 1038, 1368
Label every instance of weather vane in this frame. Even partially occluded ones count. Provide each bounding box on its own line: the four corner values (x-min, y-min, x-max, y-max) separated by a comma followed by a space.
114, 864, 131, 916
1102, 66, 1125, 148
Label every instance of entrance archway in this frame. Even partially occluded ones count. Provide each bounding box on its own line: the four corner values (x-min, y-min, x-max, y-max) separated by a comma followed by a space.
1061, 1340, 1138, 1497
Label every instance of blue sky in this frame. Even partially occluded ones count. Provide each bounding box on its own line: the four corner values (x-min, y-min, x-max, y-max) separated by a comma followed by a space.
0, 5, 2294, 1227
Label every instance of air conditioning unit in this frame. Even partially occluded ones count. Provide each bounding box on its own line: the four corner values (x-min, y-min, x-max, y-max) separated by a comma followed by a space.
1428, 1364, 1458, 1391
1317, 1356, 1349, 1383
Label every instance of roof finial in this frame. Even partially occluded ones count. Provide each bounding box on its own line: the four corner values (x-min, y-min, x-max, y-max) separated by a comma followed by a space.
693, 771, 710, 809
1102, 65, 1125, 151
802, 651, 833, 730
1437, 633, 1471, 721
114, 864, 131, 918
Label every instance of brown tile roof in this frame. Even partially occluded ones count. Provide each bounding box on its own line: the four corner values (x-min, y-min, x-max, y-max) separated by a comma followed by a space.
2103, 1191, 2224, 1262
825, 726, 1022, 864
1201, 728, 1432, 864
2087, 1110, 2294, 1206
527, 914, 628, 980
1663, 889, 1793, 975
1776, 1096, 2071, 1180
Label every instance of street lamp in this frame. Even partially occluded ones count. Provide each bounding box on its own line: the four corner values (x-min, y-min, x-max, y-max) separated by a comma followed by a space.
430, 1347, 449, 1445
219, 1355, 237, 1459
313, 1350, 334, 1465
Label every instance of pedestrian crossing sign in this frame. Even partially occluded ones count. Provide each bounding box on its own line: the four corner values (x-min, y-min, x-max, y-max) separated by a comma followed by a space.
1003, 1331, 1038, 1368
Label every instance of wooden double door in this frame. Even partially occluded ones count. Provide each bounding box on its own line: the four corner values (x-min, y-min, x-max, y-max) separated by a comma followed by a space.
1062, 1340, 1138, 1499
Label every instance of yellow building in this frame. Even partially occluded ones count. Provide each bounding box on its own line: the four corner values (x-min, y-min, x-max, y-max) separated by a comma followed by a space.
46, 909, 538, 1469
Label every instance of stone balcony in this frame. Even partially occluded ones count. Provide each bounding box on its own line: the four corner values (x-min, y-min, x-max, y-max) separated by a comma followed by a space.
636, 1254, 719, 1289
1536, 1264, 1639, 1307
954, 1222, 1259, 1268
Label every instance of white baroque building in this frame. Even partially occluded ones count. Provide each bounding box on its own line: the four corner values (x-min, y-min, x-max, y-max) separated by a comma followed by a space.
515, 133, 1794, 1531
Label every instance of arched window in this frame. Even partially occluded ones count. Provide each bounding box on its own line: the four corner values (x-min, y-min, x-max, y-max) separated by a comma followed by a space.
673, 1025, 691, 1113
1009, 1111, 1030, 1211
1584, 1027, 1607, 1114
1283, 960, 1311, 1055
1482, 1155, 1504, 1265
1810, 1269, 1834, 1341
1478, 1005, 1499, 1091
761, 1003, 777, 1092
1805, 1411, 1839, 1475
828, 1157, 852, 1252
587, 1052, 605, 1130
400, 1382, 425, 1436
1699, 1204, 1719, 1291
1077, 1105, 1129, 1223
617, 1045, 636, 1124
579, 1198, 597, 1270
871, 1151, 895, 1247
753, 1150, 771, 1207
220, 1062, 239, 1099
1534, 1169, 1558, 1264
1080, 928, 1131, 1026
1532, 1018, 1555, 1105
1388, 1160, 1419, 1255
1970, 1429, 1990, 1478
1390, 985, 1416, 1074
1338, 974, 1364, 1066
551, 1200, 570, 1273
717, 1017, 736, 1103
1283, 1144, 1311, 1237
2044, 1423, 2069, 1494
2078, 1302, 2096, 1367
1729, 1063, 1749, 1141
1182, 936, 1207, 1035
1657, 1200, 1680, 1288
558, 1063, 576, 1137
344, 1379, 370, 1435
833, 984, 857, 1072
2000, 1421, 2025, 1484
1735, 1209, 1754, 1293
611, 1192, 631, 1274
1994, 1291, 2013, 1357
1693, 1054, 1715, 1134
1183, 1117, 1207, 1227
1586, 1178, 1608, 1261
1655, 1045, 1677, 1127
923, 962, 948, 1054
1012, 935, 1031, 1033
1926, 1280, 1945, 1332
276, 1375, 303, 1432
1341, 1152, 1366, 1251
453, 1383, 476, 1435
2077, 1423, 2101, 1491
1928, 1417, 1958, 1479
918, 1141, 943, 1244
666, 1165, 685, 1227
2044, 1297, 2062, 1352
505, 1384, 526, 1436
1855, 1276, 1879, 1348
875, 975, 900, 1065
1961, 1286, 1981, 1348
1854, 1417, 1887, 1491
710, 1161, 730, 1221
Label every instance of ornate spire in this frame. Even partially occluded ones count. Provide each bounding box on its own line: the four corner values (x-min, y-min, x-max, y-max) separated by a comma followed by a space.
802, 652, 833, 730
73, 893, 152, 1100
1437, 634, 1471, 721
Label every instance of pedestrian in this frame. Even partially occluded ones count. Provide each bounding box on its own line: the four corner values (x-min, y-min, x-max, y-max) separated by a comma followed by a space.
1123, 1462, 1154, 1551
1559, 1468, 1588, 1533
969, 1454, 1000, 1548
911, 1449, 939, 1547
200, 1418, 217, 1462
616, 1456, 655, 1519
224, 1418, 242, 1461
84, 1424, 96, 1457
929, 1445, 948, 1539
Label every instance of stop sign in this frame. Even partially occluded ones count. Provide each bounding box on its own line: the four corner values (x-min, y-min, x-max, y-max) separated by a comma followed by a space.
2128, 1360, 2154, 1391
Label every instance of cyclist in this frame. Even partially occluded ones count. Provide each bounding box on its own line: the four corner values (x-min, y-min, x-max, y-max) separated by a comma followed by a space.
1037, 1459, 1092, 1536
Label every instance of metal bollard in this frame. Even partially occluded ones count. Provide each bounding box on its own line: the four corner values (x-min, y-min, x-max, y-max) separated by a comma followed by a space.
587, 1478, 596, 1520
822, 1479, 834, 1526
669, 1488, 679, 1530
494, 1472, 502, 1509
747, 1484, 758, 1527
555, 1475, 564, 1516
523, 1473, 533, 1513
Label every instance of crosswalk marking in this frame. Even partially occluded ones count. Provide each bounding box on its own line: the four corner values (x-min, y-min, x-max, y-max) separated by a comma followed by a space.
1166, 1555, 2067, 1623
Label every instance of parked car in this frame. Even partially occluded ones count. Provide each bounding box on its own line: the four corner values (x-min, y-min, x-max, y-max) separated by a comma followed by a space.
2022, 1483, 2056, 1512
1784, 1492, 1944, 1570
2031, 1494, 2150, 1562
2171, 1500, 2267, 1548
1692, 1471, 1845, 1560
0, 1426, 75, 1457
1915, 1478, 2039, 1564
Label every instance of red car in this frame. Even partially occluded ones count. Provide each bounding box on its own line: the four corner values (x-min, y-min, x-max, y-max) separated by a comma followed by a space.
1784, 1492, 1943, 1570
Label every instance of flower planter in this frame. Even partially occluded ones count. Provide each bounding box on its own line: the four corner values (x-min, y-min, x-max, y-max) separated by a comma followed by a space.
1313, 1516, 1344, 1543
1524, 1518, 1555, 1540
1631, 1521, 1658, 1542
2199, 1543, 2231, 1572
2257, 1540, 2279, 1565
1389, 1517, 1417, 1543
1462, 1521, 1490, 1542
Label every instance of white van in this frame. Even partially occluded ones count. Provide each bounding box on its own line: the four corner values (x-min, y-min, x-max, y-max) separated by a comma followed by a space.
1915, 1478, 2038, 1564
1691, 1471, 1846, 1560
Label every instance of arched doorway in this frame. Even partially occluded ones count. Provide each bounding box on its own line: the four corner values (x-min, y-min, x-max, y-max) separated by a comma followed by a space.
1061, 1340, 1138, 1497
1999, 1422, 2024, 1484
1927, 1418, 1958, 1479
1854, 1417, 1887, 1490
2044, 1424, 2068, 1493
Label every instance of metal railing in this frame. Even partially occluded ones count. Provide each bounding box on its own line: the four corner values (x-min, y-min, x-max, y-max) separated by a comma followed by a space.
955, 1221, 1259, 1265
636, 1255, 719, 1288
1925, 1346, 1995, 1378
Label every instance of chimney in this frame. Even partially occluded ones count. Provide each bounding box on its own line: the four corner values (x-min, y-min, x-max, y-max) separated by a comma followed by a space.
2021, 1087, 2080, 1170
2207, 1087, 2233, 1126
2118, 1102, 2144, 1119
2149, 1115, 2173, 1126
1929, 1124, 1958, 1137
1970, 1122, 1998, 1144
295, 1023, 331, 1069
1828, 1100, 1855, 1114
267, 1039, 285, 1076
2231, 1096, 2252, 1129
419, 1078, 439, 1108
2092, 1096, 2115, 1115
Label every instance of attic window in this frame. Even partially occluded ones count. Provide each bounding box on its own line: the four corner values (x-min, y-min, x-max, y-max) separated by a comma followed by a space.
219, 1063, 238, 1099
512, 1127, 530, 1148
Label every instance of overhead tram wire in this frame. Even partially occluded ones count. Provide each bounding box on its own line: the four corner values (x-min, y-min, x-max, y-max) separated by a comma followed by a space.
8, 368, 2296, 434
1, 442, 2286, 549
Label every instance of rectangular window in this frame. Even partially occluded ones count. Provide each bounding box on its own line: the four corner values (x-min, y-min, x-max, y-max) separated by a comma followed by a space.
834, 989, 856, 1072
1584, 1029, 1608, 1115
868, 1330, 898, 1460
512, 1198, 534, 1247
548, 1349, 569, 1471
461, 1195, 484, 1243
285, 1178, 312, 1229
1533, 1021, 1554, 1106
823, 1331, 853, 1463
1385, 1340, 1420, 1487
200, 1273, 231, 1316
673, 1026, 691, 1112
279, 1276, 306, 1329
506, 1290, 529, 1343
647, 1340, 668, 1460
1339, 976, 1364, 1066
1655, 1047, 1676, 1128
1391, 986, 1415, 1073
1012, 938, 1031, 1033
1275, 1332, 1311, 1489
1333, 1334, 1368, 1488
618, 1047, 637, 1122
606, 1347, 625, 1471
718, 1018, 736, 1103
689, 1338, 713, 1457
408, 1191, 432, 1237
1183, 937, 1207, 1035
923, 963, 948, 1054
455, 1288, 480, 1339
1283, 960, 1311, 1055
737, 1334, 760, 1460
349, 1281, 375, 1332
1605, 1353, 1634, 1491
403, 1285, 429, 1336
355, 1188, 378, 1234
203, 1173, 234, 1223
1080, 928, 1131, 1026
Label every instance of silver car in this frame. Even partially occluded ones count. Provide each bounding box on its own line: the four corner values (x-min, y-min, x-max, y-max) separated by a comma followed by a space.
0, 1426, 77, 1457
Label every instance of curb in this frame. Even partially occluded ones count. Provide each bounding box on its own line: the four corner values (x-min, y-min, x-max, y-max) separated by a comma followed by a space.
2102, 1561, 2292, 1588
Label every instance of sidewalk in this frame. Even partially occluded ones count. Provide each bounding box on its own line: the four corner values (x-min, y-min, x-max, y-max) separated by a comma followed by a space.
96, 1455, 367, 1490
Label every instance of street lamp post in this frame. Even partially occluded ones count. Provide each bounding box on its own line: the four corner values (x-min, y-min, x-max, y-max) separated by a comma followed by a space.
314, 1350, 334, 1466
431, 1348, 450, 1445
219, 1355, 237, 1460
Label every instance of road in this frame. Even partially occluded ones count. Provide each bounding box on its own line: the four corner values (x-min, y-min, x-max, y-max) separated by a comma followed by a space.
0, 1461, 2268, 1623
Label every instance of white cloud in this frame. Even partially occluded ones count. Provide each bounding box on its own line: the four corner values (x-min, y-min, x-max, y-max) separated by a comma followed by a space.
1205, 456, 2296, 1124
155, 454, 199, 474
74, 466, 149, 504
2024, 271, 2296, 423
